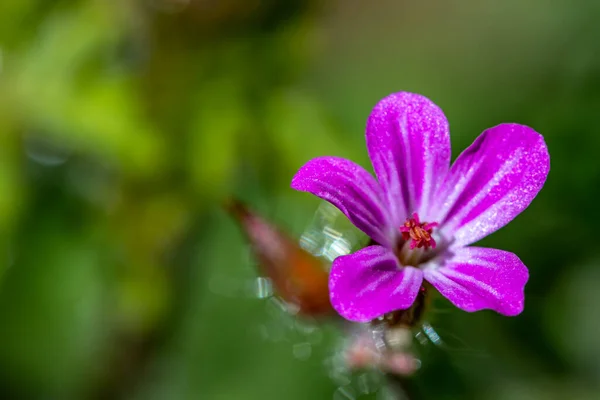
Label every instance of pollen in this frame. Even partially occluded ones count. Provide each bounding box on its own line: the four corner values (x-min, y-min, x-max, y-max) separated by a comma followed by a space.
400, 213, 438, 251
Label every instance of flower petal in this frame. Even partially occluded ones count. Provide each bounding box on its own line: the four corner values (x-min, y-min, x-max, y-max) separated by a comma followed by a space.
329, 245, 423, 322
291, 156, 395, 247
434, 123, 550, 246
366, 92, 451, 223
423, 247, 528, 316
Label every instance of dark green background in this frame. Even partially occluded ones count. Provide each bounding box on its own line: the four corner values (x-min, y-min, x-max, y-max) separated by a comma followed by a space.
0, 1, 597, 399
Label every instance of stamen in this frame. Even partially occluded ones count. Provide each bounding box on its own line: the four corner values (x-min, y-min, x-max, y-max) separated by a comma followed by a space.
400, 213, 438, 251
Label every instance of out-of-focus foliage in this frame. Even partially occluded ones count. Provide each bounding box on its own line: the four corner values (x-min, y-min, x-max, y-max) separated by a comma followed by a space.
0, 0, 599, 399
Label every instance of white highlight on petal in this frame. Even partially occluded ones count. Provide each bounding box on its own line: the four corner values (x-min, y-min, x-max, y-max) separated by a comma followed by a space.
391, 267, 422, 296
357, 271, 396, 297
418, 128, 435, 219
432, 156, 482, 222
398, 112, 414, 211
441, 268, 503, 301
441, 147, 522, 235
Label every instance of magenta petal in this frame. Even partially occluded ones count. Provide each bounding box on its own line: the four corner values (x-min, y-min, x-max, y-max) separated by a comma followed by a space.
435, 123, 550, 246
291, 156, 395, 247
423, 247, 528, 316
366, 92, 451, 223
329, 246, 423, 322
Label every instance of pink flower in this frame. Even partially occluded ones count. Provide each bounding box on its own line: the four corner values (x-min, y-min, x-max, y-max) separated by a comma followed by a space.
291, 92, 550, 323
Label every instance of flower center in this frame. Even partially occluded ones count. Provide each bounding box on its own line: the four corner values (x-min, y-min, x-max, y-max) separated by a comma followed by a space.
396, 213, 439, 266
400, 213, 438, 251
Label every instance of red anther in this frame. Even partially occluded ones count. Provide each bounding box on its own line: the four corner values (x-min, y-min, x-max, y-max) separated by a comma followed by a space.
400, 213, 438, 251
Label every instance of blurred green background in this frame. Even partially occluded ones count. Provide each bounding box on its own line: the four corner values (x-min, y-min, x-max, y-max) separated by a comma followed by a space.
0, 0, 598, 399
